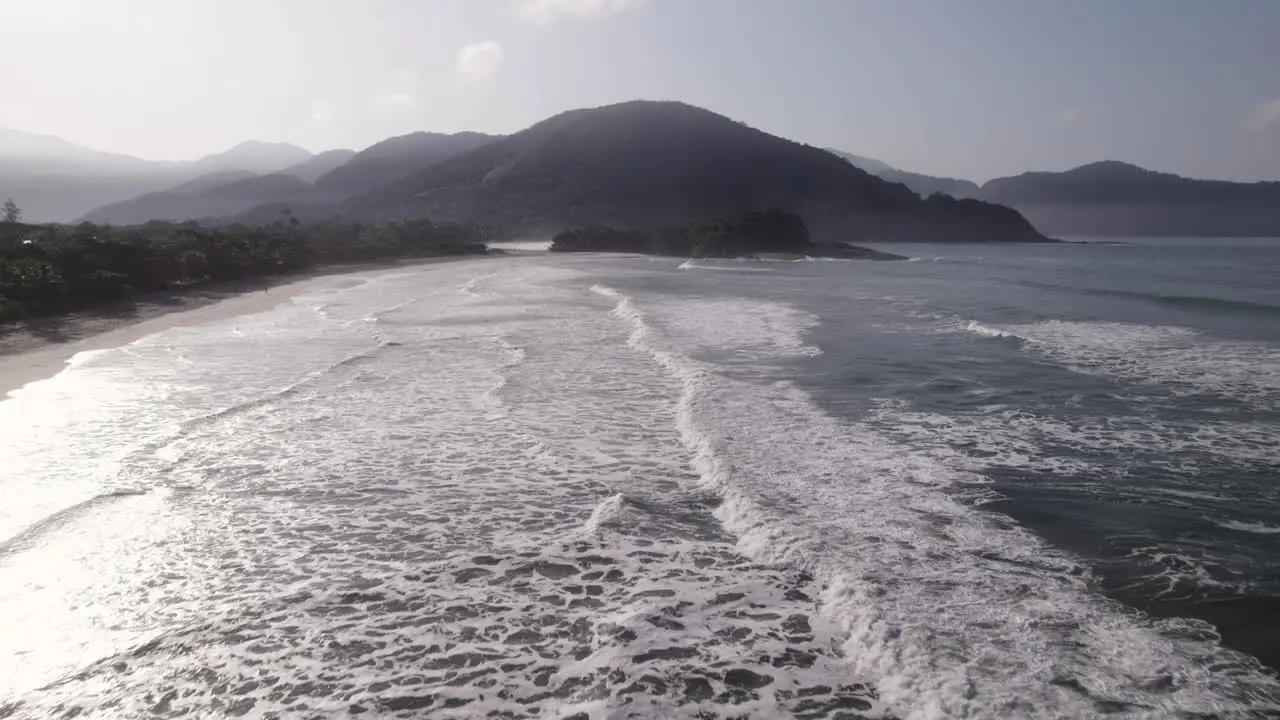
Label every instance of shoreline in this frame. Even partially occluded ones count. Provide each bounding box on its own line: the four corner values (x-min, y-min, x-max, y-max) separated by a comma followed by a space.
0, 254, 490, 398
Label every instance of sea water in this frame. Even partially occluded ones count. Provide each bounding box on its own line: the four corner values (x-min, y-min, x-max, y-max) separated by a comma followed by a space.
0, 238, 1277, 718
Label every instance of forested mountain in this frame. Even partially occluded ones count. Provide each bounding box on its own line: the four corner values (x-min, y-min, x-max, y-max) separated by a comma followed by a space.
312, 132, 499, 199
338, 101, 1047, 243
978, 161, 1280, 237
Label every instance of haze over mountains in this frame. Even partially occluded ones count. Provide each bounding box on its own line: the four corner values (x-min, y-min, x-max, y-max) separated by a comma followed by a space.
0, 131, 327, 224
977, 161, 1280, 237
827, 151, 1280, 237
825, 149, 982, 201
3, 100, 1277, 238
77, 132, 495, 226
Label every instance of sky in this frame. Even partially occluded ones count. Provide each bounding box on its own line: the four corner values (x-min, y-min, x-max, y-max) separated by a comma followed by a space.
0, 0, 1277, 182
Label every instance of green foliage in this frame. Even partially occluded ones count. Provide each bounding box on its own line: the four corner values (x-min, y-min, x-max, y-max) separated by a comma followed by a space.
549, 208, 811, 258
0, 218, 487, 322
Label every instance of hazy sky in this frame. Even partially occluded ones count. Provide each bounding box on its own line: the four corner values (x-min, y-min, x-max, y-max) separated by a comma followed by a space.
1, 0, 1277, 182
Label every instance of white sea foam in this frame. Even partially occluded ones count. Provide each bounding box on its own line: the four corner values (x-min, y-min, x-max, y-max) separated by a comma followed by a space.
592, 284, 1280, 719
2, 260, 886, 719
871, 402, 1280, 477
1219, 520, 1280, 535
4, 257, 1278, 720
638, 296, 822, 360
961, 319, 1280, 405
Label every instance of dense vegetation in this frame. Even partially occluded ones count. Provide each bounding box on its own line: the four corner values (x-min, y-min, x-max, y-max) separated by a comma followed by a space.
551, 209, 812, 258
343, 100, 1050, 243
549, 208, 908, 260
0, 216, 489, 322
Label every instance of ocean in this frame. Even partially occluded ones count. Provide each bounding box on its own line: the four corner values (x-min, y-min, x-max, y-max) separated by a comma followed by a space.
0, 238, 1277, 719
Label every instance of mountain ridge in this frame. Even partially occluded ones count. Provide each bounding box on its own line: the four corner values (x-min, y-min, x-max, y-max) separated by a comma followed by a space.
978, 161, 1280, 236
825, 148, 981, 199
334, 100, 1047, 243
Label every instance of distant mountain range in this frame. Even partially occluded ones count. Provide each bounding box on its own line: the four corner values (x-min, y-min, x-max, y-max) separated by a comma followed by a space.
331, 101, 1044, 242
825, 149, 981, 200
313, 131, 497, 199
4, 105, 1276, 238
977, 161, 1280, 237
0, 130, 328, 223
77, 133, 493, 226
827, 152, 1280, 237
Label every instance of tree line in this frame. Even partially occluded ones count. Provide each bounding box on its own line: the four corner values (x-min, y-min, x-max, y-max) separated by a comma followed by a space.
0, 210, 491, 322
549, 208, 811, 258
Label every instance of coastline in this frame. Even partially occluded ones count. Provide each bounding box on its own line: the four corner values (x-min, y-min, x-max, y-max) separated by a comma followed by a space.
0, 254, 489, 398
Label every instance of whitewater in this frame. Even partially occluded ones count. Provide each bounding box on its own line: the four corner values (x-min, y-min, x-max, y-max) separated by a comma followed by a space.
1, 240, 1278, 719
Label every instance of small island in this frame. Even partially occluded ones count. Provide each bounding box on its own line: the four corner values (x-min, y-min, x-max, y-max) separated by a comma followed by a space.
548, 209, 907, 261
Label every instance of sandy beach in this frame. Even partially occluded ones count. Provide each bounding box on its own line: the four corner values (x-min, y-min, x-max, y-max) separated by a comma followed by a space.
0, 255, 490, 398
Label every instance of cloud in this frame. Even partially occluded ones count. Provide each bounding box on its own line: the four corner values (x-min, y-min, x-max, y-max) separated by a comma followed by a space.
507, 0, 645, 25
310, 101, 332, 123
455, 41, 505, 79
1246, 99, 1280, 131
1061, 108, 1080, 124
374, 92, 416, 108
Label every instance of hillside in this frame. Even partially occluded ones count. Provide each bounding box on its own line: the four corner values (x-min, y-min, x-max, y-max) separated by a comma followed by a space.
191, 141, 313, 175
285, 149, 356, 183
314, 132, 499, 199
979, 161, 1280, 237
0, 128, 174, 222
342, 101, 1048, 242
0, 131, 320, 223
80, 172, 325, 225
826, 149, 980, 199
84, 134, 499, 226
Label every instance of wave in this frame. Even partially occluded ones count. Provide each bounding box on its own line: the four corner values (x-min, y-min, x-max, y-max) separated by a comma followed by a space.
1008, 279, 1280, 317
111, 339, 401, 489
673, 261, 774, 273
590, 284, 1280, 718
961, 319, 1280, 406
1219, 520, 1280, 536
0, 488, 152, 556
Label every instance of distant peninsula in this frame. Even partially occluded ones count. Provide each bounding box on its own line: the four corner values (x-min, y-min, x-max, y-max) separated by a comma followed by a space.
548, 209, 908, 261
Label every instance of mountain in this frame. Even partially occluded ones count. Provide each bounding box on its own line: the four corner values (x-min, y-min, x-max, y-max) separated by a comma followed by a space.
0, 130, 322, 223
314, 132, 499, 199
81, 134, 494, 226
338, 100, 1047, 242
0, 128, 174, 222
0, 128, 151, 171
827, 148, 980, 199
80, 172, 324, 225
167, 170, 259, 196
284, 149, 356, 183
826, 150, 895, 175
191, 141, 313, 175
979, 161, 1280, 237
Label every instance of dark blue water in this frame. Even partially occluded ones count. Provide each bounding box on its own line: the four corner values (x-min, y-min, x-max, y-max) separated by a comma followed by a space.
680, 238, 1280, 674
